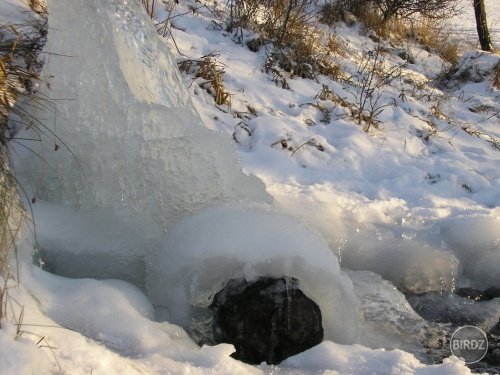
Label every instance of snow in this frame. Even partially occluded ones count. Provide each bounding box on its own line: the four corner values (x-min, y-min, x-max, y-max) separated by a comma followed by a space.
282, 342, 469, 374
0, 322, 54, 375
0, 0, 28, 23
1, 0, 500, 373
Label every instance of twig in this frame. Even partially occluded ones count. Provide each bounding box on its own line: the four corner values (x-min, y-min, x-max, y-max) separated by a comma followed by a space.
291, 138, 314, 156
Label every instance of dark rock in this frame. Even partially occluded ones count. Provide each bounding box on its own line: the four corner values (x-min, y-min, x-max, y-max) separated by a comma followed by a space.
210, 276, 324, 365
457, 287, 487, 301
246, 37, 266, 53
485, 287, 500, 300
457, 287, 500, 302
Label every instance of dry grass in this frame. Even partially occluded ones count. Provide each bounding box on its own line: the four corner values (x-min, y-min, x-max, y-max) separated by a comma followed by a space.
405, 19, 459, 65
1, 1, 48, 326
178, 53, 232, 107
493, 62, 500, 89
141, 0, 160, 19
351, 5, 460, 65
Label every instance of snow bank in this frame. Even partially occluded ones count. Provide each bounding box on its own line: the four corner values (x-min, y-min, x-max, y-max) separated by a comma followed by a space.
2, 268, 474, 375
282, 341, 472, 374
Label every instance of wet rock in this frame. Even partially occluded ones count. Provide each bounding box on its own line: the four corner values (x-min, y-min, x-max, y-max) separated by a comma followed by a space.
210, 276, 324, 365
457, 287, 500, 302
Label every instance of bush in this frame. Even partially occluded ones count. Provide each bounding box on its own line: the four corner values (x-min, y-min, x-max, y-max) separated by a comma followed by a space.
340, 0, 460, 25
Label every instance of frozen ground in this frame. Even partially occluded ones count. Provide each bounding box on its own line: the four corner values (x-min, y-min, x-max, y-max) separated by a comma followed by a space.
1, 0, 499, 374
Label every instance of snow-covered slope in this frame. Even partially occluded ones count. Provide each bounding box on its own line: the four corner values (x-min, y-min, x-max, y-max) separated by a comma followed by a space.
167, 0, 500, 292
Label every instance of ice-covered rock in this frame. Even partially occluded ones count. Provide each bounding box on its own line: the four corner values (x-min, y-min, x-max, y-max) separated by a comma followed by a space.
12, 0, 270, 284
210, 276, 324, 365
149, 202, 359, 344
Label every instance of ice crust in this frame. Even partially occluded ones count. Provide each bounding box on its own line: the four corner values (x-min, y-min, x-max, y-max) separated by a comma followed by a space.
346, 270, 427, 358
407, 291, 500, 332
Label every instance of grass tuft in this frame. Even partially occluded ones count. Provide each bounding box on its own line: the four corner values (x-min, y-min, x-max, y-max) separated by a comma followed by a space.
1, 1, 48, 326
178, 52, 232, 107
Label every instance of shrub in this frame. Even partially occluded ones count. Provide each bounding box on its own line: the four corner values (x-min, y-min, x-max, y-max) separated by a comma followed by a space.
341, 0, 460, 25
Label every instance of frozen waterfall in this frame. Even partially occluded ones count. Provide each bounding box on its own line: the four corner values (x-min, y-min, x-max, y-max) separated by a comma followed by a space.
12, 0, 359, 344
16, 0, 270, 225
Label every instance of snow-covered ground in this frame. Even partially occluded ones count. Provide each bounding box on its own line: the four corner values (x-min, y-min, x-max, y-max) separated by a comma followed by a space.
1, 0, 500, 374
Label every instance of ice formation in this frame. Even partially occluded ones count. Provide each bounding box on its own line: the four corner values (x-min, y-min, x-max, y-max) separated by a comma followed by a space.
148, 202, 359, 344
16, 0, 271, 218
341, 236, 459, 293
13, 0, 271, 284
439, 213, 500, 290
346, 270, 427, 357
12, 0, 359, 345
270, 189, 461, 293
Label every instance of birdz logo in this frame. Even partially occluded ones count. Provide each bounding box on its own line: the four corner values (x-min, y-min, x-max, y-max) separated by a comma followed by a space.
450, 326, 488, 364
